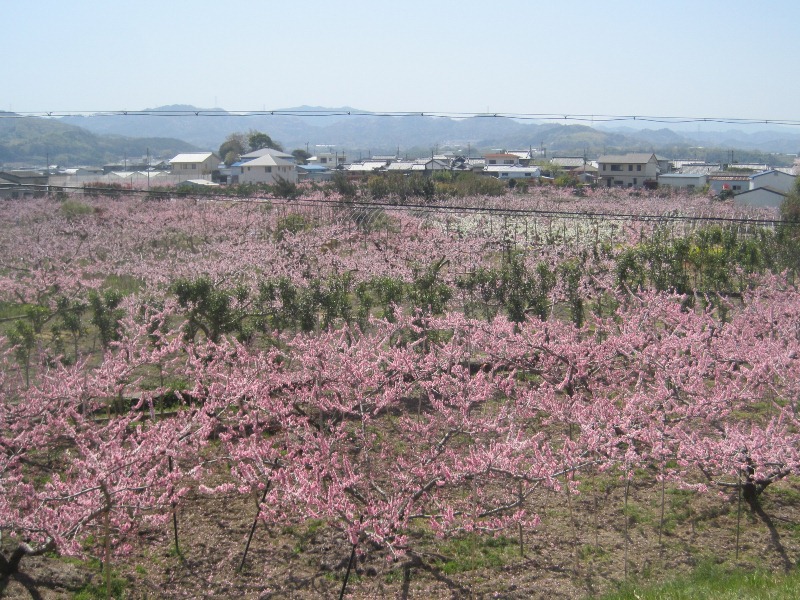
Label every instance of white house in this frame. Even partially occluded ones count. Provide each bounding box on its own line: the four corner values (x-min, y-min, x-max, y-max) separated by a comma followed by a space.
169, 152, 218, 179
308, 152, 348, 168
657, 173, 708, 191
597, 153, 669, 188
484, 165, 541, 180
483, 153, 520, 166
238, 149, 297, 185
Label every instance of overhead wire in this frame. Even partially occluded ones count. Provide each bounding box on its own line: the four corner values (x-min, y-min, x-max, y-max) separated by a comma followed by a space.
2, 109, 799, 127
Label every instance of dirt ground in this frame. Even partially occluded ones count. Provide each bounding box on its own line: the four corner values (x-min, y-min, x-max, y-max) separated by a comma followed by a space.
3, 470, 800, 600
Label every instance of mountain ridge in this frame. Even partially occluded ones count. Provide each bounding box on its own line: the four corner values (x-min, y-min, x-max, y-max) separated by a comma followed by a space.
3, 105, 797, 167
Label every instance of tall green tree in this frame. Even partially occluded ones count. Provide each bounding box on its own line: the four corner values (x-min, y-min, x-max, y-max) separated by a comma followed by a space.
248, 131, 282, 152
291, 149, 311, 164
219, 133, 247, 166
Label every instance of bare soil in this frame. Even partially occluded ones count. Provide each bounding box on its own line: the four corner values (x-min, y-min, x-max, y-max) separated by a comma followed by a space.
3, 471, 800, 599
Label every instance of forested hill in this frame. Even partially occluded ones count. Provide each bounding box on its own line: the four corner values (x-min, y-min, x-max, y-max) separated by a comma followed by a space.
0, 112, 198, 167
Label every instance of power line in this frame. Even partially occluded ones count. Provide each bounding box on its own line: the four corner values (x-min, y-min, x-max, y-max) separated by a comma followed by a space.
2, 109, 799, 128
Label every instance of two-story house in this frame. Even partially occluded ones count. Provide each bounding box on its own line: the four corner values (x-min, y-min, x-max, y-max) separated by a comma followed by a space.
168, 152, 218, 179
597, 153, 669, 188
483, 153, 520, 166
237, 148, 297, 185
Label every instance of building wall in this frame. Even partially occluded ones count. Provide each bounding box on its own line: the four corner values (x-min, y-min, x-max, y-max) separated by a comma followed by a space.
172, 156, 216, 177
750, 171, 796, 193
238, 164, 297, 184
657, 174, 707, 190
599, 158, 658, 188
734, 188, 786, 209
708, 177, 750, 194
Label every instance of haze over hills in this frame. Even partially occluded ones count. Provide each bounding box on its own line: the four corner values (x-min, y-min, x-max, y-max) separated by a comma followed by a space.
58, 106, 800, 164
0, 111, 199, 167
3, 105, 798, 168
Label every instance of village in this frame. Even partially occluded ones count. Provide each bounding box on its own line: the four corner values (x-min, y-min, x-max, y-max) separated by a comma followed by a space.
2, 144, 799, 209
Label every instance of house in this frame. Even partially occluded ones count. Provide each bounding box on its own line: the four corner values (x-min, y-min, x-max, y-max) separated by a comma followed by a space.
308, 152, 348, 168
483, 165, 541, 180
177, 179, 221, 189
673, 162, 721, 175
708, 170, 796, 197
657, 173, 708, 191
169, 152, 218, 179
550, 157, 589, 172
749, 170, 796, 194
597, 153, 670, 188
237, 149, 297, 185
483, 153, 520, 166
505, 149, 540, 166
297, 164, 333, 182
733, 187, 787, 209
570, 163, 598, 184
0, 171, 50, 198
708, 173, 751, 195
385, 161, 418, 173
344, 160, 389, 173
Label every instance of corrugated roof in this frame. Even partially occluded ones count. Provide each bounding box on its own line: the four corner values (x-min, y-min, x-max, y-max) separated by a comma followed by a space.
708, 174, 750, 181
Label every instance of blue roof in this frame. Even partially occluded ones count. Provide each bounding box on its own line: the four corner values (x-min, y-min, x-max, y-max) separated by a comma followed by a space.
298, 164, 329, 172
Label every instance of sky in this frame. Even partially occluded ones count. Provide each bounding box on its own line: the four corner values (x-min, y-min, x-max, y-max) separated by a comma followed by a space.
4, 0, 799, 124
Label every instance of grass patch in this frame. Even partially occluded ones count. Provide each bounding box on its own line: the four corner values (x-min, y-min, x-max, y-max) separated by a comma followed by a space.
103, 274, 145, 295
596, 562, 800, 599
434, 534, 519, 575
72, 570, 127, 600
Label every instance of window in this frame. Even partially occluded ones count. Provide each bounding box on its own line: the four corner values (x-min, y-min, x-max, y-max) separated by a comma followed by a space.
628, 165, 633, 171
633, 178, 637, 185
489, 159, 497, 165
610, 165, 622, 172
192, 164, 196, 170
265, 166, 272, 173
637, 165, 642, 172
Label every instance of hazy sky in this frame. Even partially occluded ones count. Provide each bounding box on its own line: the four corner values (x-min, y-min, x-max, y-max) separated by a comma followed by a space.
4, 0, 798, 122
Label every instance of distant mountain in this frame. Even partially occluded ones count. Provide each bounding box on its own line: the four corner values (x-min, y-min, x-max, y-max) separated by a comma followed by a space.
598, 124, 800, 155
57, 105, 663, 157
10, 105, 797, 166
0, 112, 199, 167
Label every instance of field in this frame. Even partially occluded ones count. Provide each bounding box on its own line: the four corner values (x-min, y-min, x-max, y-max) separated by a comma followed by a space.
0, 183, 799, 598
